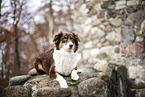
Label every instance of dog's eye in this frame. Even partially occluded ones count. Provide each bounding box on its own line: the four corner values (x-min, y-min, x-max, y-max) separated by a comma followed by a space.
70, 36, 73, 39
64, 36, 68, 38
62, 39, 67, 43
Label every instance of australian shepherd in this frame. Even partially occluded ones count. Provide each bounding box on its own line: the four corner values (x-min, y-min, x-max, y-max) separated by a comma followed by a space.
33, 31, 80, 88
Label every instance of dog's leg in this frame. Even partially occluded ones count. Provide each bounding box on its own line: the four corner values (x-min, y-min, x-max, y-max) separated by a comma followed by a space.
33, 58, 46, 74
56, 73, 68, 88
49, 64, 68, 88
71, 69, 79, 80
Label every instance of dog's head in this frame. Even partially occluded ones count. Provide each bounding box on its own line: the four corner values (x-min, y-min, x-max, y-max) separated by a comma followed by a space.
53, 31, 80, 52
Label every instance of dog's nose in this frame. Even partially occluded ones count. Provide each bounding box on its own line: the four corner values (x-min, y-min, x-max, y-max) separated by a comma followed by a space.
69, 44, 73, 49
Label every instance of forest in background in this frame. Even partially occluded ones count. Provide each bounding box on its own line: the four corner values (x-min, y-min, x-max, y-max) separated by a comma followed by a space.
0, 0, 74, 81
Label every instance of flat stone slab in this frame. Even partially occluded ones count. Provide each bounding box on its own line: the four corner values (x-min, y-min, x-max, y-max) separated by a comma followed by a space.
9, 75, 31, 86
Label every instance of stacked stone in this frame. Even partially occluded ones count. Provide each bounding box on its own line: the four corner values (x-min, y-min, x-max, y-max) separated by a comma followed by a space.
1, 68, 108, 97
1, 64, 145, 97
73, 0, 145, 65
73, 0, 145, 96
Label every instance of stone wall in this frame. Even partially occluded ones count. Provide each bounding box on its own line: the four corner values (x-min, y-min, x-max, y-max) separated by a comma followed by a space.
73, 0, 145, 65
73, 1, 145, 96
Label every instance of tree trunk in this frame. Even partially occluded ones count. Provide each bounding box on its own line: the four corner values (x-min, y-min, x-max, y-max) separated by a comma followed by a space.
14, 24, 21, 70
48, 0, 55, 45
12, 0, 22, 72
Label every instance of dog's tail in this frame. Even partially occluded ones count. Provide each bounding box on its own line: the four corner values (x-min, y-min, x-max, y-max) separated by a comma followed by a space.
33, 58, 46, 74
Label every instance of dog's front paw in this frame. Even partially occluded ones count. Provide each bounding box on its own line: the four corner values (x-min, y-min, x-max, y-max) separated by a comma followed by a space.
56, 74, 68, 88
60, 81, 68, 88
71, 70, 79, 80
71, 73, 79, 80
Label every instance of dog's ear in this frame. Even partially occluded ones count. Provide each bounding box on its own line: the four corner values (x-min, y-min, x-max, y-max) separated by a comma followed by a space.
53, 31, 63, 50
53, 31, 63, 44
72, 32, 80, 52
72, 32, 80, 42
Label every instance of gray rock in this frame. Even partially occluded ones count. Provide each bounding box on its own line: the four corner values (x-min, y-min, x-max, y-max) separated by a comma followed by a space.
28, 68, 37, 76
91, 27, 105, 38
109, 18, 122, 26
128, 65, 145, 81
94, 60, 112, 76
127, 0, 139, 6
126, 10, 145, 26
36, 87, 71, 97
129, 42, 144, 56
116, 1, 126, 9
122, 27, 135, 44
78, 78, 107, 97
104, 25, 112, 32
23, 74, 58, 88
0, 86, 31, 97
106, 31, 122, 42
9, 75, 31, 86
100, 46, 114, 58
93, 19, 102, 26
79, 4, 89, 15
90, 48, 100, 57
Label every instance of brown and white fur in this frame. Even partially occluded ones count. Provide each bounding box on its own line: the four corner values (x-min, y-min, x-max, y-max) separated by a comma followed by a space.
33, 31, 80, 88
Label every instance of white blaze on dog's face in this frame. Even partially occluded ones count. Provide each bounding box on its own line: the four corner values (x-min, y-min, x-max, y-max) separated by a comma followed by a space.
62, 41, 74, 51
59, 35, 75, 52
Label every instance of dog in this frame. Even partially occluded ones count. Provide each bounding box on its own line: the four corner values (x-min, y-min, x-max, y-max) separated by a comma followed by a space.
33, 31, 80, 88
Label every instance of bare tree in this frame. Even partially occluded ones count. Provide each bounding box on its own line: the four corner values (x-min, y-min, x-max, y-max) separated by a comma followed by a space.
10, 0, 25, 71
48, 0, 55, 45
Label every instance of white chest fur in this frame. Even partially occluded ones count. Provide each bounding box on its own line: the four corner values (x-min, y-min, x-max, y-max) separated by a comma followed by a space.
53, 49, 79, 76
